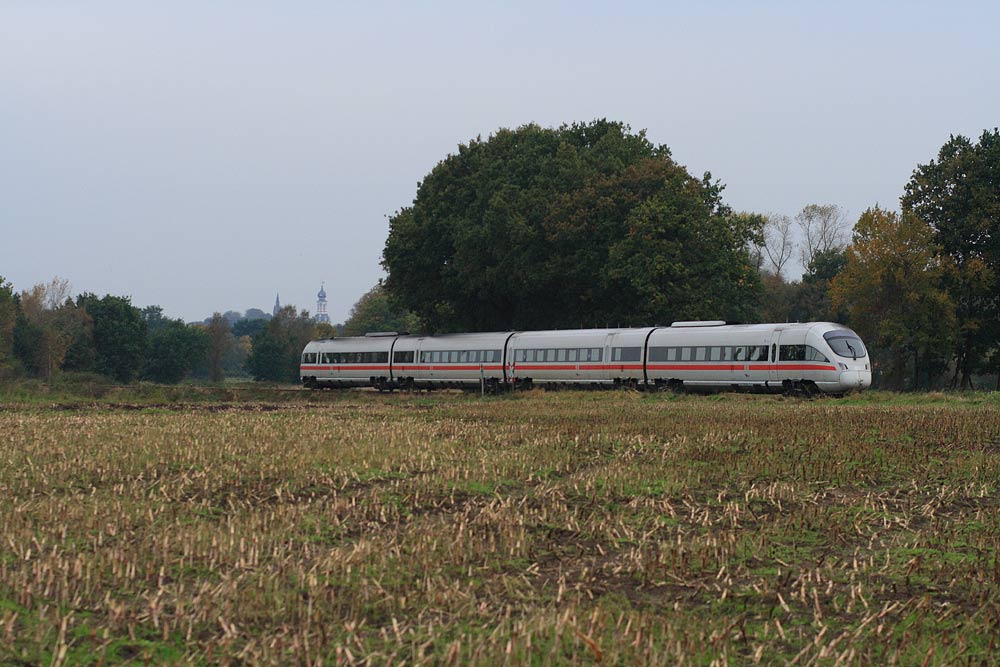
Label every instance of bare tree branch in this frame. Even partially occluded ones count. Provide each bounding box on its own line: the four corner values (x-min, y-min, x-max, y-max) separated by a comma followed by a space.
796, 204, 849, 269
762, 214, 795, 278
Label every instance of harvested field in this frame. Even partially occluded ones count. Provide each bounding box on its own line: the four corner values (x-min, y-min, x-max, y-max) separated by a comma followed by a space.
2, 390, 1000, 665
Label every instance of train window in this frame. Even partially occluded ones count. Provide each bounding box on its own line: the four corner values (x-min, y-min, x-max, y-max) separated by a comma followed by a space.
567, 349, 578, 361
458, 350, 467, 363
710, 347, 722, 361
694, 347, 707, 361
302, 352, 316, 364
805, 346, 829, 362
781, 345, 807, 361
557, 349, 566, 362
680, 347, 692, 361
666, 347, 677, 361
394, 351, 414, 364
824, 333, 867, 359
748, 346, 766, 361
733, 347, 746, 361
613, 347, 641, 362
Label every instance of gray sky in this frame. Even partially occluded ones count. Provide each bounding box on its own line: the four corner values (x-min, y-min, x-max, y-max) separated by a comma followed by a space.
2, 1, 998, 323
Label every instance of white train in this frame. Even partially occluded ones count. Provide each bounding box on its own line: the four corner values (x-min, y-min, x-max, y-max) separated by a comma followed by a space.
300, 322, 871, 395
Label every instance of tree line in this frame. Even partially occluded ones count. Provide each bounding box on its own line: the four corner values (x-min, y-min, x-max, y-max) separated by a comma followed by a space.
378, 122, 999, 390
3, 122, 997, 390
0, 280, 337, 385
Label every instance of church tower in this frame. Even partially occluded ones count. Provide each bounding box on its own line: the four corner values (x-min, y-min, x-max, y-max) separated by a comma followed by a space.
272, 293, 281, 317
315, 283, 331, 323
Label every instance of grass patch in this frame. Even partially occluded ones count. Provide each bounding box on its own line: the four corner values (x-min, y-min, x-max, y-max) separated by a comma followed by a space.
1, 390, 999, 664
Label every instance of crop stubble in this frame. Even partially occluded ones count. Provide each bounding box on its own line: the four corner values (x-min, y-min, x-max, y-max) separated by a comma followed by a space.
1, 391, 999, 665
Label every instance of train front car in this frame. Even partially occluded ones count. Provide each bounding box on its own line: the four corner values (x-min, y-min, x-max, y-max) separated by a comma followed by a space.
644, 322, 872, 395
811, 324, 871, 393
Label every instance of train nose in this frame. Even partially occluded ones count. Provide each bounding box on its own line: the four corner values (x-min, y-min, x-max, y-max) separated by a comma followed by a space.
839, 370, 871, 390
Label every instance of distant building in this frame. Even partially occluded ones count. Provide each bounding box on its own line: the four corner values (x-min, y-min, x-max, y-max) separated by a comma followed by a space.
315, 283, 331, 323
273, 293, 281, 317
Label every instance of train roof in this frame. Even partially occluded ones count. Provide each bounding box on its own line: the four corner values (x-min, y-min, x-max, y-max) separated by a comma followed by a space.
305, 322, 857, 346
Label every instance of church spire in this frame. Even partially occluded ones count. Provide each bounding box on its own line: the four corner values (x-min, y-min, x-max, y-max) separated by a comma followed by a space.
273, 293, 281, 316
315, 282, 330, 323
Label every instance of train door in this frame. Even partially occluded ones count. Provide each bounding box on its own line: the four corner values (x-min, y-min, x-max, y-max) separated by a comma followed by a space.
768, 331, 781, 383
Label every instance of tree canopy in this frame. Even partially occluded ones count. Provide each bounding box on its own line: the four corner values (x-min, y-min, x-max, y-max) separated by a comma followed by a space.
143, 319, 209, 384
831, 207, 955, 389
343, 283, 421, 336
382, 120, 764, 332
246, 306, 323, 382
0, 277, 16, 378
901, 128, 1000, 386
75, 293, 147, 383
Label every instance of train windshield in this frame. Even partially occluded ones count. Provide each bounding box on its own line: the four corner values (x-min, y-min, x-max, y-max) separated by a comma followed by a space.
823, 332, 867, 359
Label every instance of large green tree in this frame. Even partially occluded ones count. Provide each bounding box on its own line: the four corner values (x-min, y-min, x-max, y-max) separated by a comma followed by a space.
143, 319, 209, 384
901, 129, 1000, 387
0, 276, 15, 377
247, 306, 322, 383
14, 279, 91, 381
382, 121, 764, 332
831, 207, 955, 390
343, 283, 421, 336
75, 293, 147, 383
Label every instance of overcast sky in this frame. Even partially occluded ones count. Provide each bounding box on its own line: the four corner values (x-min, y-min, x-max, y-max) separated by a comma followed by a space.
2, 1, 997, 323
